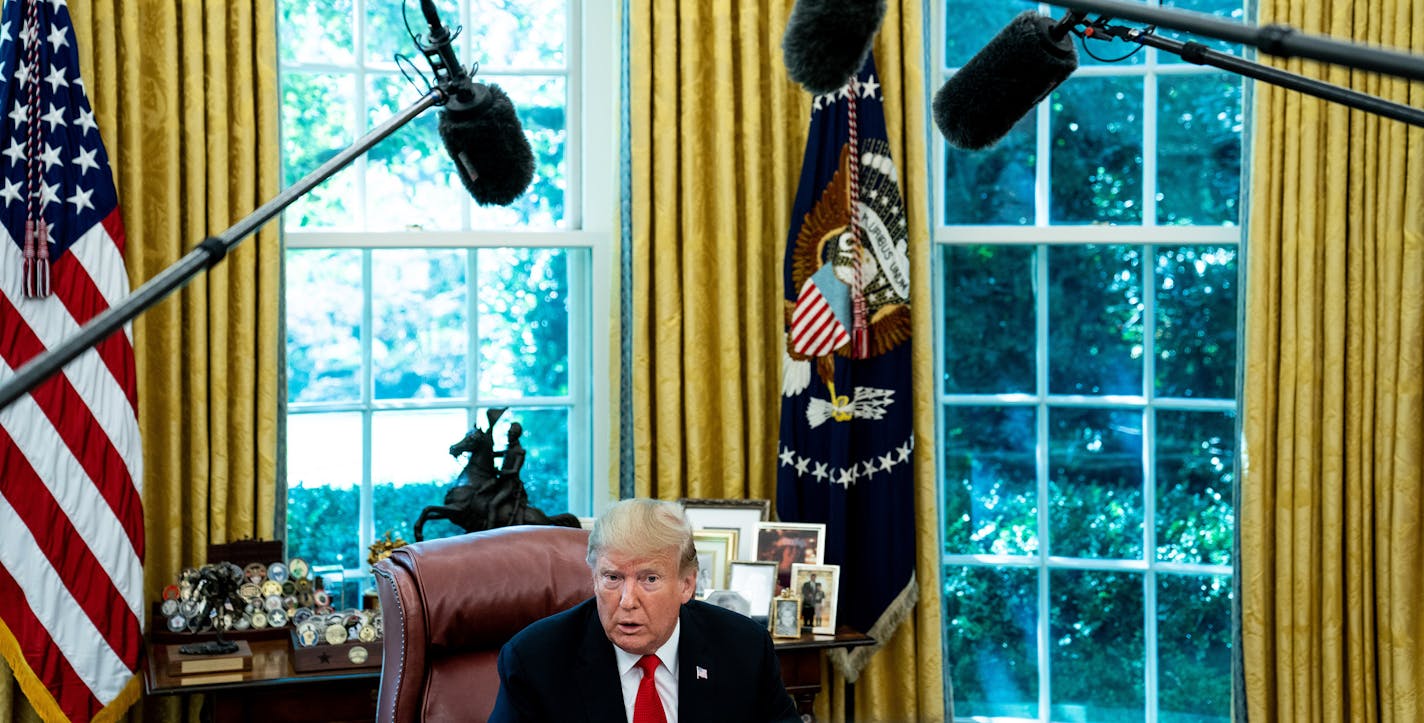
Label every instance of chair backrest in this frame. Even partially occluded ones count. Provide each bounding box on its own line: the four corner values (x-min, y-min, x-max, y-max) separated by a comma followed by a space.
372, 525, 593, 723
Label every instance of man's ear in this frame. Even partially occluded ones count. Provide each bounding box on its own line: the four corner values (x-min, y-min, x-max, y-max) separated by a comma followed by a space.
679, 570, 696, 604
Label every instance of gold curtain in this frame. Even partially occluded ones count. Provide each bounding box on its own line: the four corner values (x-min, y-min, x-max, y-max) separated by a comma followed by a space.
627, 2, 943, 720
0, 1, 279, 721
1240, 0, 1424, 718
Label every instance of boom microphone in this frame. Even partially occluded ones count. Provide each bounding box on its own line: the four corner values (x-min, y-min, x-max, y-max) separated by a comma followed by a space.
933, 11, 1080, 150
417, 0, 534, 206
782, 0, 888, 95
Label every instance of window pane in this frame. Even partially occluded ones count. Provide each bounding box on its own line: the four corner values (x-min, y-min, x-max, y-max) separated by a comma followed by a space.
944, 405, 1037, 555
468, 75, 567, 229
372, 409, 470, 543
1049, 245, 1144, 396
943, 0, 1024, 68
373, 249, 469, 400
477, 248, 570, 398
469, 0, 567, 69
1158, 573, 1232, 723
279, 0, 353, 65
364, 0, 458, 66
945, 565, 1038, 719
365, 75, 469, 231
1156, 410, 1235, 566
942, 118, 1036, 225
1157, 74, 1242, 226
1050, 569, 1145, 721
1049, 408, 1143, 559
942, 245, 1036, 394
287, 249, 363, 403
281, 73, 357, 230
1159, 0, 1245, 63
1154, 246, 1238, 398
286, 412, 362, 570
1050, 76, 1144, 224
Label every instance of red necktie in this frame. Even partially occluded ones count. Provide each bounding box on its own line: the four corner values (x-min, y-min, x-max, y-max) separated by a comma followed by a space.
633, 654, 666, 723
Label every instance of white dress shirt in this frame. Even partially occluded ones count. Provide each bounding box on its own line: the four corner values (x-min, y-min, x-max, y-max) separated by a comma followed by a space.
613, 621, 681, 722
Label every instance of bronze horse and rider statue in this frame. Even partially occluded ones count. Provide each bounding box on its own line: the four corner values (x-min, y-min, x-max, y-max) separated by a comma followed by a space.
413, 408, 581, 541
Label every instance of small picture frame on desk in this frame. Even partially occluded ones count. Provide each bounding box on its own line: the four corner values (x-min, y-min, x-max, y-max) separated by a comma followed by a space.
770, 593, 802, 639
728, 560, 777, 622
790, 563, 840, 635
754, 521, 825, 589
692, 528, 737, 596
680, 498, 770, 561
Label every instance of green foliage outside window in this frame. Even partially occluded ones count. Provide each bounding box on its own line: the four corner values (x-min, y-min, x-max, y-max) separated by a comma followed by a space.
943, 244, 1235, 722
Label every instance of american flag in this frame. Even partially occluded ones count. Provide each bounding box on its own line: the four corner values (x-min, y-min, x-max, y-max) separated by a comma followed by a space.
0, 0, 144, 721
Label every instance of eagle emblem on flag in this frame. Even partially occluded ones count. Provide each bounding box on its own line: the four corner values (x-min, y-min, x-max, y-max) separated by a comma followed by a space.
777, 55, 917, 681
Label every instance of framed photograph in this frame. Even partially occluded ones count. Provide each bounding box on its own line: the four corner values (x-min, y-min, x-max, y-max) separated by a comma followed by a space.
680, 498, 770, 561
703, 589, 751, 617
692, 528, 737, 596
754, 522, 825, 589
728, 561, 778, 621
789, 563, 840, 635
769, 594, 802, 639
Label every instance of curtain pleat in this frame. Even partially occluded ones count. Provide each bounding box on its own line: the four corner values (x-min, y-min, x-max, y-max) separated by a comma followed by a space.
1240, 0, 1424, 718
627, 2, 943, 720
630, 2, 804, 500
0, 2, 279, 721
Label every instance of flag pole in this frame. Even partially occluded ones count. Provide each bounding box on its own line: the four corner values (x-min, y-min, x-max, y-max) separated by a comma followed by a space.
0, 88, 445, 412
1034, 0, 1424, 81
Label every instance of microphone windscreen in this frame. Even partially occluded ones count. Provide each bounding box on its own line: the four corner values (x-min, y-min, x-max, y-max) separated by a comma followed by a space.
438, 83, 535, 206
782, 0, 888, 95
933, 11, 1078, 150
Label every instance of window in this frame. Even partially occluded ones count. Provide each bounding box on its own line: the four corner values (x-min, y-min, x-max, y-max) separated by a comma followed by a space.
278, 0, 614, 604
934, 1, 1242, 720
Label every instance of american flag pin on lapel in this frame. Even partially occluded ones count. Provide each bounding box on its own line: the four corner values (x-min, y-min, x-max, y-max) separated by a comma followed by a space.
696, 666, 708, 680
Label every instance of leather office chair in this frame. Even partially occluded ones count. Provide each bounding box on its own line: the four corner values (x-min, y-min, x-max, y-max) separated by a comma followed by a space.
372, 524, 593, 722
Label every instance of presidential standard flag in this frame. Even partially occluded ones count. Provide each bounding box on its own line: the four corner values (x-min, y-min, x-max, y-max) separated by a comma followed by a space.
777, 54, 915, 681
0, 0, 144, 721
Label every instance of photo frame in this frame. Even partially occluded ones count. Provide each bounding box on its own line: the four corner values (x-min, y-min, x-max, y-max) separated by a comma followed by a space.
789, 563, 840, 635
728, 561, 778, 622
754, 522, 826, 589
769, 593, 802, 639
680, 498, 770, 561
692, 528, 737, 596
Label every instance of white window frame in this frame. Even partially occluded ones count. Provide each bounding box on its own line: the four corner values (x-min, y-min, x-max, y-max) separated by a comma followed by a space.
929, 2, 1242, 721
279, 0, 616, 568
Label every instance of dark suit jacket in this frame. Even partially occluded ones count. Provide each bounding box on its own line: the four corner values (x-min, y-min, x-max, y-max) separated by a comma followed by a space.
489, 598, 799, 723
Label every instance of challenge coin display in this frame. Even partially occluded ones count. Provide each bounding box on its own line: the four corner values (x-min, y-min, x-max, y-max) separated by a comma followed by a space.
289, 607, 384, 672
155, 551, 330, 643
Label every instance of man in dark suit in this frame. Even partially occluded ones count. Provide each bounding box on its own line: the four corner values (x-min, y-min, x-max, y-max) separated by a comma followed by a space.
489, 498, 799, 723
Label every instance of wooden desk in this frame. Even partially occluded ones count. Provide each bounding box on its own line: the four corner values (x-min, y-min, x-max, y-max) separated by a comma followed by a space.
775, 629, 875, 719
146, 629, 872, 722
144, 639, 379, 723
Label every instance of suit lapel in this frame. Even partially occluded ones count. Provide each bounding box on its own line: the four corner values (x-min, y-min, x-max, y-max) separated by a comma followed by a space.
677, 603, 716, 723
574, 602, 627, 723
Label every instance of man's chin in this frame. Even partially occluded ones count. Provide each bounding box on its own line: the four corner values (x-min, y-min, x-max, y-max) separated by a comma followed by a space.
610, 630, 654, 655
